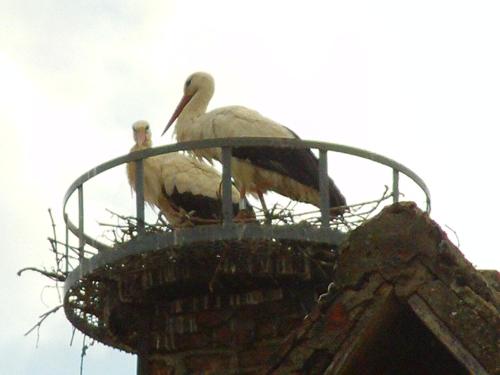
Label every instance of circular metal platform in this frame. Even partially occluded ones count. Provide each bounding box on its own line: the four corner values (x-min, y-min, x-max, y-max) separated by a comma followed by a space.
61, 137, 431, 352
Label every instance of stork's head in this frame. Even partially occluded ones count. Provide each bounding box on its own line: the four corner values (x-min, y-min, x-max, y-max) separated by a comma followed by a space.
132, 120, 152, 148
183, 72, 214, 97
161, 72, 215, 136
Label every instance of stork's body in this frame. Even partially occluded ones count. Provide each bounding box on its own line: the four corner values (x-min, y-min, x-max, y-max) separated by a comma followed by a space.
127, 121, 244, 226
162, 72, 346, 213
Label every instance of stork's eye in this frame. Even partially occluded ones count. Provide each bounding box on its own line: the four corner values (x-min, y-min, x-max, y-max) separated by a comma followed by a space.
185, 78, 192, 87
145, 125, 150, 130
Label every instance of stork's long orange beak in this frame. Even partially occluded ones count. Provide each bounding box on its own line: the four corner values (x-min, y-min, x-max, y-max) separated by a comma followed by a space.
161, 94, 193, 136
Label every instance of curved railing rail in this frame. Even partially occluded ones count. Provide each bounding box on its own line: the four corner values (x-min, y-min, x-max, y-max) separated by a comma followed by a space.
62, 137, 431, 275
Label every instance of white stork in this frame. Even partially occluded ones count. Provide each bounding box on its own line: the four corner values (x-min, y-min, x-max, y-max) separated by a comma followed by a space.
127, 120, 249, 227
161, 72, 346, 216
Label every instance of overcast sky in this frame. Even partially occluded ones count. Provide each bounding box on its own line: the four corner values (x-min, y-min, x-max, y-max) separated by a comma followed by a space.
1, 1, 499, 374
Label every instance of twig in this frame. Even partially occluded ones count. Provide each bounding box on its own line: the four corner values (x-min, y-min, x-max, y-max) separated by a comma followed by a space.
48, 209, 57, 247
292, 185, 391, 221
55, 281, 62, 304
48, 238, 80, 254
24, 304, 63, 343
47, 209, 68, 272
17, 267, 66, 282
70, 327, 77, 347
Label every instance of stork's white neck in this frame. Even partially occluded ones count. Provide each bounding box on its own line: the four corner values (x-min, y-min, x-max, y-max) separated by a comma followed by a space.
178, 84, 214, 123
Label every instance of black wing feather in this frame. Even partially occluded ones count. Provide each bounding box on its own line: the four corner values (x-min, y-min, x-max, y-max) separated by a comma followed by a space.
232, 128, 346, 208
165, 187, 253, 220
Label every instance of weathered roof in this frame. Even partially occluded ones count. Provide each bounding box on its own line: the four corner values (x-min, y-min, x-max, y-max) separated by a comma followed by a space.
266, 202, 499, 375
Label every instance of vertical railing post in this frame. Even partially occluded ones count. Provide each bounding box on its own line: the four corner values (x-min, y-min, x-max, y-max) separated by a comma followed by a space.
78, 185, 85, 261
221, 146, 234, 225
319, 149, 330, 227
392, 169, 400, 203
135, 159, 145, 234
65, 215, 69, 275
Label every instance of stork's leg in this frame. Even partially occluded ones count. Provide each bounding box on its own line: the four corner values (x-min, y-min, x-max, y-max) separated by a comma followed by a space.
234, 187, 257, 223
257, 191, 272, 224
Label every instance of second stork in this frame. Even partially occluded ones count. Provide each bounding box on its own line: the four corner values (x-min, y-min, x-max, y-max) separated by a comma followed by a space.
128, 120, 247, 227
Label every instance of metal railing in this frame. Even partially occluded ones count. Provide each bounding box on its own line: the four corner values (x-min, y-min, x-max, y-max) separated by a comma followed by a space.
62, 137, 431, 276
